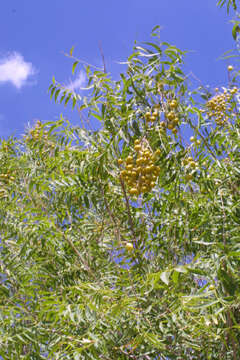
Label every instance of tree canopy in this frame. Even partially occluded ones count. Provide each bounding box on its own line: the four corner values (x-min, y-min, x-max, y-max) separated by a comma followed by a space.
0, 3, 240, 360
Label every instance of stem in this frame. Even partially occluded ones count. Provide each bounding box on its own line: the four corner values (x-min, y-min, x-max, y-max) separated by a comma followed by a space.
119, 175, 137, 245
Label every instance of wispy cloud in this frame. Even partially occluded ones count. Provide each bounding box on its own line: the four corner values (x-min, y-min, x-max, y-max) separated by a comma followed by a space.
66, 71, 86, 91
0, 52, 36, 89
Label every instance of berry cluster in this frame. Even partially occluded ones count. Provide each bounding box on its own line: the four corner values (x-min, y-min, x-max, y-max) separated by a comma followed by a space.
0, 172, 15, 184
118, 139, 161, 196
164, 99, 179, 134
24, 121, 55, 150
145, 105, 161, 124
182, 156, 198, 181
206, 88, 237, 126
190, 136, 201, 146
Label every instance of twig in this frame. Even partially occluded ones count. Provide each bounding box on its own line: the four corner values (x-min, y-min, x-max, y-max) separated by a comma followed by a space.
119, 174, 137, 244
98, 41, 107, 74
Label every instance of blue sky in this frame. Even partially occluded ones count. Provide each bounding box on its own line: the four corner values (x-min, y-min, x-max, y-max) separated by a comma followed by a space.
0, 0, 236, 139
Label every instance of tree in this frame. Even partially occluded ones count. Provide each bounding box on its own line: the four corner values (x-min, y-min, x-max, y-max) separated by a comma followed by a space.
0, 6, 240, 360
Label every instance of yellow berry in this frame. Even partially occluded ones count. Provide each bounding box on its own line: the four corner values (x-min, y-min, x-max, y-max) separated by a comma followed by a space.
134, 145, 141, 152
129, 187, 138, 195
166, 111, 175, 121
228, 65, 233, 71
185, 174, 193, 181
170, 100, 177, 108
126, 164, 133, 171
167, 123, 174, 130
126, 156, 133, 164
173, 117, 179, 126
149, 116, 156, 122
125, 242, 134, 251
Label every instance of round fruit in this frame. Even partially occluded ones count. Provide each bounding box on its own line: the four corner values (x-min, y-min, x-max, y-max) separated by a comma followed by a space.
173, 117, 179, 126
126, 156, 133, 164
185, 174, 193, 181
228, 65, 233, 71
125, 242, 134, 251
170, 100, 177, 108
167, 111, 175, 121
134, 145, 141, 152
129, 188, 138, 195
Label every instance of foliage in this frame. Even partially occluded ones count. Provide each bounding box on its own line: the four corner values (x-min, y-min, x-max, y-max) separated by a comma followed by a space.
217, 0, 237, 13
1, 7, 240, 360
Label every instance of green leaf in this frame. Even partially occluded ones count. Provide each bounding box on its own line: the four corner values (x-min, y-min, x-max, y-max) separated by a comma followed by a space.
72, 61, 79, 75
70, 45, 74, 56
232, 22, 240, 40
54, 89, 61, 103
160, 271, 171, 285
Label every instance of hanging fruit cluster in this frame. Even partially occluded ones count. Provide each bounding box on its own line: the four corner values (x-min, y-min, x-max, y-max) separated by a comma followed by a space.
24, 121, 55, 150
0, 171, 15, 184
24, 120, 43, 143
182, 156, 198, 181
145, 104, 161, 125
118, 139, 161, 196
164, 99, 179, 134
206, 87, 237, 126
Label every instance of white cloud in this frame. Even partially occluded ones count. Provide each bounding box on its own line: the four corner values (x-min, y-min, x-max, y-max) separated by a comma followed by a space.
0, 52, 36, 89
67, 71, 86, 91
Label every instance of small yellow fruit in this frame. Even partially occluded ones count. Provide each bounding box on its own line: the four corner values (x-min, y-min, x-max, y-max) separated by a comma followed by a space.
170, 100, 177, 108
134, 139, 140, 145
126, 164, 133, 171
173, 117, 179, 126
126, 156, 133, 164
185, 174, 193, 181
125, 242, 134, 251
166, 111, 175, 121
208, 285, 215, 291
149, 116, 156, 122
167, 123, 174, 130
190, 136, 195, 142
228, 65, 233, 71
134, 145, 141, 152
129, 188, 138, 195
118, 159, 123, 165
